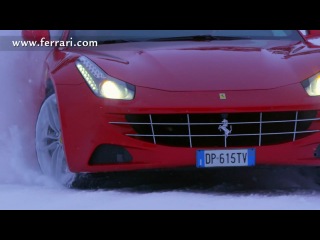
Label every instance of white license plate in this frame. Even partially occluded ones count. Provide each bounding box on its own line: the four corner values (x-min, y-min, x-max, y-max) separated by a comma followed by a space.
196, 149, 255, 168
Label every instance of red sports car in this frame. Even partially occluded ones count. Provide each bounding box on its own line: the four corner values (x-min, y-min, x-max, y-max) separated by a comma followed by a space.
22, 30, 320, 187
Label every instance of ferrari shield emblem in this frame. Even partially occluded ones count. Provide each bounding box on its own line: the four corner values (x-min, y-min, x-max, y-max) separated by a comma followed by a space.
219, 93, 226, 100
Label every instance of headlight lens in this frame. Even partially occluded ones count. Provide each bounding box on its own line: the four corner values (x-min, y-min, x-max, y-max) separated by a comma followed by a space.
302, 72, 320, 96
76, 56, 135, 100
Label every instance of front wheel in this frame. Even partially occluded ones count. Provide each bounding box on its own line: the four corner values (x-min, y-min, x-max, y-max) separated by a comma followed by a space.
35, 94, 76, 187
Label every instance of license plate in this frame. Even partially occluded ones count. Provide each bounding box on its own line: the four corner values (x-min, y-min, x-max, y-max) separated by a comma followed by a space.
196, 149, 255, 168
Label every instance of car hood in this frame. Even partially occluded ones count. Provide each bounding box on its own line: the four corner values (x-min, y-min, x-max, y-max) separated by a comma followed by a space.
80, 40, 320, 91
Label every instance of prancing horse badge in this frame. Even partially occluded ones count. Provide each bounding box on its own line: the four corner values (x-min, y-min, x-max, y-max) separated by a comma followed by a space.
219, 93, 226, 100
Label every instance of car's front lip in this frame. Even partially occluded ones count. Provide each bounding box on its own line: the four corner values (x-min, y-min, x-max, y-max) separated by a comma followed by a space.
56, 82, 320, 173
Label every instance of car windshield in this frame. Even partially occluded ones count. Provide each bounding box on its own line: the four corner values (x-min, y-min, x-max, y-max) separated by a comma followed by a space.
69, 30, 303, 43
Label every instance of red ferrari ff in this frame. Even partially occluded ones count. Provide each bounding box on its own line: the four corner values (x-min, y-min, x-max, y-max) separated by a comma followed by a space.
22, 30, 320, 186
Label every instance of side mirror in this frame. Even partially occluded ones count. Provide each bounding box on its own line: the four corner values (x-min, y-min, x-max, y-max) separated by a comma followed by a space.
21, 30, 50, 43
304, 30, 320, 39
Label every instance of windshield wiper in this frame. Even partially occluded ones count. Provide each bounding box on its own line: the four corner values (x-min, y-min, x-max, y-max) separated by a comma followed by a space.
147, 35, 250, 42
98, 39, 138, 44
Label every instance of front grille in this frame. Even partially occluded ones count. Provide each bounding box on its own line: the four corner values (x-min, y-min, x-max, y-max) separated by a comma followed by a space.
110, 111, 320, 148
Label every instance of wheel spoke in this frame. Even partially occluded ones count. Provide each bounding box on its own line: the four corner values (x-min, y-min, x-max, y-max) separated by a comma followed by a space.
45, 130, 59, 141
51, 146, 59, 175
45, 141, 59, 152
56, 146, 66, 174
47, 99, 60, 133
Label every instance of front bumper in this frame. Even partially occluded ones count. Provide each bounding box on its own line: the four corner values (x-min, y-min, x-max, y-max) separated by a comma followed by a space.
56, 82, 320, 173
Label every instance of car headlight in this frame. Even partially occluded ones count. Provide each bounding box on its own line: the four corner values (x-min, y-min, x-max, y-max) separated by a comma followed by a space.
302, 72, 320, 96
76, 56, 135, 100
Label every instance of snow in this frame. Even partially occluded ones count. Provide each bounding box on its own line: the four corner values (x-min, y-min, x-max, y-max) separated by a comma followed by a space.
1, 184, 320, 210
1, 30, 320, 210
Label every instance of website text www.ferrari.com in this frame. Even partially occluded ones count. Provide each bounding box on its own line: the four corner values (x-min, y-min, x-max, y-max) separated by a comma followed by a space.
12, 37, 98, 48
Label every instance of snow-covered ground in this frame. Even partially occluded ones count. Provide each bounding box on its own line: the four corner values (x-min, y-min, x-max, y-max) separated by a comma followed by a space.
1, 30, 320, 210
2, 167, 320, 209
